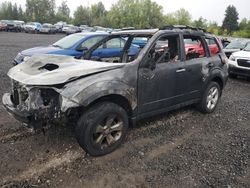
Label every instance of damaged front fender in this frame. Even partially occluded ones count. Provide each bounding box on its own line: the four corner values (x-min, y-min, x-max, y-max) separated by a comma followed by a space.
59, 80, 137, 111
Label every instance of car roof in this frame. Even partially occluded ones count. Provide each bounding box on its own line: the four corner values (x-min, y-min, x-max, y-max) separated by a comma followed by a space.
111, 29, 159, 36
74, 32, 109, 36
111, 28, 216, 38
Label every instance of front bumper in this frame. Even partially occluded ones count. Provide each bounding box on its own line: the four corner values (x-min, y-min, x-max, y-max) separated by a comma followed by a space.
229, 65, 250, 77
40, 30, 50, 33
228, 60, 250, 77
2, 93, 31, 124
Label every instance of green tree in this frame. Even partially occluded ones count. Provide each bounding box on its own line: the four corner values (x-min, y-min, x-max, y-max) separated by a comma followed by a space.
26, 0, 56, 23
18, 5, 24, 21
91, 2, 107, 26
239, 18, 248, 30
222, 5, 239, 34
193, 17, 207, 29
56, 0, 70, 22
0, 1, 9, 19
107, 0, 164, 29
73, 5, 91, 26
207, 21, 220, 35
174, 8, 192, 25
164, 13, 177, 25
12, 3, 18, 20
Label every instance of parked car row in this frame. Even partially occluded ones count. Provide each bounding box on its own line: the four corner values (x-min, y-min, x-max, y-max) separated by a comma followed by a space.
0, 20, 24, 32
0, 20, 114, 35
3, 26, 229, 157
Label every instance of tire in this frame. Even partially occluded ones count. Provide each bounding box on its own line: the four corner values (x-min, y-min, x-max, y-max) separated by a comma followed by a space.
75, 102, 129, 156
198, 82, 221, 113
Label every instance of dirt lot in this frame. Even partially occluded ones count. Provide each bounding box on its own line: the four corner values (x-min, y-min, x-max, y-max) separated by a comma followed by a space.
0, 32, 250, 188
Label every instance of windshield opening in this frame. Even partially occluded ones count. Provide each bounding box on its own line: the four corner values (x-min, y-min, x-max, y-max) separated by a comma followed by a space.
53, 34, 88, 49
83, 34, 153, 64
225, 40, 249, 49
27, 22, 35, 26
42, 25, 51, 28
244, 43, 250, 51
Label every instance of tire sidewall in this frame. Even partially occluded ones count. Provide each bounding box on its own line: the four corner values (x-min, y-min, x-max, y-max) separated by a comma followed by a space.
76, 102, 129, 156
201, 82, 221, 113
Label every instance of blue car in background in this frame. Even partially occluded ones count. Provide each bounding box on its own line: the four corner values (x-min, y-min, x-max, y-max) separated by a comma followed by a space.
24, 22, 42, 33
14, 32, 140, 64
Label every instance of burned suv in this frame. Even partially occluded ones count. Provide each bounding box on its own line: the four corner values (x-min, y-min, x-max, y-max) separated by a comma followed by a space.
2, 26, 228, 156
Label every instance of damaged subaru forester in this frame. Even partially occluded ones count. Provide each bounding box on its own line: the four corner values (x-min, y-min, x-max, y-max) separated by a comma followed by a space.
2, 26, 228, 156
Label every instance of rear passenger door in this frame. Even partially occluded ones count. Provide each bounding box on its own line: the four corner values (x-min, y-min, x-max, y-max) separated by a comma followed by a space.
183, 35, 210, 100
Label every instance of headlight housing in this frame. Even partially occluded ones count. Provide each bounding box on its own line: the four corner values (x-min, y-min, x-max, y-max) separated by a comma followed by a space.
229, 55, 236, 61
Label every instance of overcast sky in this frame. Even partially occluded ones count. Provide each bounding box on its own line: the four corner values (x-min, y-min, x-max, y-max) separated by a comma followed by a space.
6, 0, 250, 24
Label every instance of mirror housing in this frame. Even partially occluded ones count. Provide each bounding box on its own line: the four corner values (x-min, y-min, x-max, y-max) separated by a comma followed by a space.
144, 53, 156, 70
77, 46, 88, 52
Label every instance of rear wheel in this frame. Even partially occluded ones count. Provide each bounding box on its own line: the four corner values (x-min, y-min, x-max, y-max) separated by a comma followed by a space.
198, 82, 221, 113
75, 102, 129, 156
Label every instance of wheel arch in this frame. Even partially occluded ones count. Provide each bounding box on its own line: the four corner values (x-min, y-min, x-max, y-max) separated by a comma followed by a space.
87, 94, 133, 117
69, 94, 135, 128
211, 76, 224, 90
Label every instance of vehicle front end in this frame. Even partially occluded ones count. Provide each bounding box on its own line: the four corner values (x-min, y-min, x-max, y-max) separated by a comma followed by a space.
2, 81, 64, 129
24, 25, 36, 32
228, 53, 250, 77
40, 28, 50, 34
2, 54, 127, 130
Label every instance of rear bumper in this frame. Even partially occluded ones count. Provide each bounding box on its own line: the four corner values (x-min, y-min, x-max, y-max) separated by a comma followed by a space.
2, 93, 31, 124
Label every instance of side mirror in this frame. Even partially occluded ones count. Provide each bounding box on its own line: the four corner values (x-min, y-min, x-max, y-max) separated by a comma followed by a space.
145, 52, 156, 70
77, 46, 88, 52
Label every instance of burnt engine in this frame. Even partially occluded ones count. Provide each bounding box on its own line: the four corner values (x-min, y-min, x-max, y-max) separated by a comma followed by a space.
10, 80, 61, 129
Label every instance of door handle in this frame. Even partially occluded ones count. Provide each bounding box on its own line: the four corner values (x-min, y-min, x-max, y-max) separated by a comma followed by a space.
207, 62, 214, 68
176, 68, 186, 73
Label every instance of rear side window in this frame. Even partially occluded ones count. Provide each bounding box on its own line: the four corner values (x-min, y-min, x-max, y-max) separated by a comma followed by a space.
205, 37, 220, 56
184, 35, 206, 60
106, 38, 125, 48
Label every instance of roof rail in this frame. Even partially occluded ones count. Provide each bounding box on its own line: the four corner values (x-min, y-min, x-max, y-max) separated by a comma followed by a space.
160, 25, 207, 33
121, 27, 135, 30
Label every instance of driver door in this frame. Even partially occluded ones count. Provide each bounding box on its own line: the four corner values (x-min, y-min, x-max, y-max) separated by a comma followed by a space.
138, 34, 187, 114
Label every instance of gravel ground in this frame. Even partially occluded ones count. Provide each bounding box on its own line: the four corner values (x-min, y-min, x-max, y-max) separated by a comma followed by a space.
0, 32, 250, 188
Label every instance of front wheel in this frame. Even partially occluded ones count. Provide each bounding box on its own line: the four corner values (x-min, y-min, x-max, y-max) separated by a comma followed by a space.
198, 82, 221, 113
75, 102, 129, 156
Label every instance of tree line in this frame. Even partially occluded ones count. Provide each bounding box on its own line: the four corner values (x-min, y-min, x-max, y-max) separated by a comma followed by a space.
0, 0, 249, 38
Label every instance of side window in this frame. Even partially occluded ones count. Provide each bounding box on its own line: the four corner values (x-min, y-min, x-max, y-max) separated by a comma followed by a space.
106, 38, 125, 48
184, 36, 206, 60
205, 37, 220, 56
81, 36, 104, 50
149, 35, 180, 64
